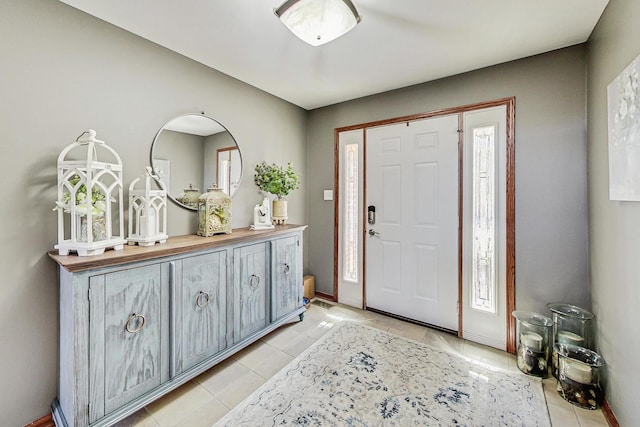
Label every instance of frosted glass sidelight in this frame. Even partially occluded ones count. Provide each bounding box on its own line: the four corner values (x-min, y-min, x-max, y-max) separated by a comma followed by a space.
471, 126, 497, 312
343, 143, 359, 282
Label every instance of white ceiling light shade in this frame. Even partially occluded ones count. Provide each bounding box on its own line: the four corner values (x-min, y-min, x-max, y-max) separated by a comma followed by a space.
274, 0, 361, 47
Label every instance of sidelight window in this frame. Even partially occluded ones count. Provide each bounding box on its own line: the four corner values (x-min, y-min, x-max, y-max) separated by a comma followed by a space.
471, 126, 497, 313
343, 143, 359, 282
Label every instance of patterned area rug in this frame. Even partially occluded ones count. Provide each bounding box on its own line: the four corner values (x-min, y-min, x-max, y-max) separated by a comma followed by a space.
215, 322, 551, 426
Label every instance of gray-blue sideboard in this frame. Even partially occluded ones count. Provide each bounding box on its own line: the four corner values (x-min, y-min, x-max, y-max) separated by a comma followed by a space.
48, 225, 307, 427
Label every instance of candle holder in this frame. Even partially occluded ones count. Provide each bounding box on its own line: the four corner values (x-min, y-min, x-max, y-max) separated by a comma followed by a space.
512, 311, 553, 378
548, 303, 595, 378
555, 343, 605, 410
127, 167, 168, 246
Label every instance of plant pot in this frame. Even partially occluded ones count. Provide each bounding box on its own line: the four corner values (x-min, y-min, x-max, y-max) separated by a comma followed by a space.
272, 199, 288, 225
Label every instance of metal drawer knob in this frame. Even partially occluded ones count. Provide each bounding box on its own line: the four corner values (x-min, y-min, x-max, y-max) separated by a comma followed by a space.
283, 263, 290, 275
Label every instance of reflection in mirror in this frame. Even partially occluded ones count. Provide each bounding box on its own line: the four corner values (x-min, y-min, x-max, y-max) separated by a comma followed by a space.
216, 146, 241, 196
150, 114, 242, 210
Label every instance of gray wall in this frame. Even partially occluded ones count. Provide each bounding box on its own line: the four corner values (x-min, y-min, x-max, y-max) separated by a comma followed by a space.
587, 0, 640, 423
0, 0, 307, 424
307, 46, 589, 316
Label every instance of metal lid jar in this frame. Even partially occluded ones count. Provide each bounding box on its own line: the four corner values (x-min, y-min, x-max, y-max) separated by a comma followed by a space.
197, 185, 231, 236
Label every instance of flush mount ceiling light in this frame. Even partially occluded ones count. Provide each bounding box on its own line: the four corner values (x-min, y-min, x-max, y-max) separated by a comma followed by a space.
274, 0, 361, 47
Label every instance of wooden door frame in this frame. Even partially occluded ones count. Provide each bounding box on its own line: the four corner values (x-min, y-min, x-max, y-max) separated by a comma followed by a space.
333, 96, 516, 353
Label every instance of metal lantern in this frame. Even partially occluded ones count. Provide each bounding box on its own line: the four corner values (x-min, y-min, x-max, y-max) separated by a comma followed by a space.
197, 185, 232, 236
54, 129, 126, 256
127, 167, 168, 246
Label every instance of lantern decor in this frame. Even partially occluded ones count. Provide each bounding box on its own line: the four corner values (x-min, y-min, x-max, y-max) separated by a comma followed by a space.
127, 167, 168, 246
197, 185, 232, 236
54, 129, 126, 256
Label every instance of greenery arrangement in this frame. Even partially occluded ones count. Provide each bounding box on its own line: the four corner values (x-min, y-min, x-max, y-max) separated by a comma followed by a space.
53, 174, 112, 216
254, 161, 300, 199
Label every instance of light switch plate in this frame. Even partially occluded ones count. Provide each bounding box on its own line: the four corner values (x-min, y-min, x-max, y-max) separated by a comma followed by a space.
323, 190, 333, 201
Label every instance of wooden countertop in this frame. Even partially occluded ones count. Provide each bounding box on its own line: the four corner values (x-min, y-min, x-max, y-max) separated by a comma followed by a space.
49, 224, 308, 272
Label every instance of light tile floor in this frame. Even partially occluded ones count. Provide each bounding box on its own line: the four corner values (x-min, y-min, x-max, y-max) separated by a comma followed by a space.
116, 301, 608, 427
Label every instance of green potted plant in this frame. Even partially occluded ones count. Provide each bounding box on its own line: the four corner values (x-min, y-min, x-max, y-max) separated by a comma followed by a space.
254, 161, 300, 224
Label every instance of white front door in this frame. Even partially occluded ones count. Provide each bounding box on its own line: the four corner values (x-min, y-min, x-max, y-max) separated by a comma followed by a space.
365, 115, 459, 330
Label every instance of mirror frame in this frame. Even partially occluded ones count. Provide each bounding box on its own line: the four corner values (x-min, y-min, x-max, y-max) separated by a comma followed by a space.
150, 113, 242, 211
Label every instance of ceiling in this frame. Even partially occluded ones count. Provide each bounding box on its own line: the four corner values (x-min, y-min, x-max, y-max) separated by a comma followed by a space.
58, 0, 609, 110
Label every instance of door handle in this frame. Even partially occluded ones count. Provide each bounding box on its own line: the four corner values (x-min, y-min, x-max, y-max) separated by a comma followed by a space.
368, 229, 380, 237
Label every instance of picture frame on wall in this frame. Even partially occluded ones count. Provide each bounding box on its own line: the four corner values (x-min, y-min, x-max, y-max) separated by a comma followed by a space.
607, 52, 640, 201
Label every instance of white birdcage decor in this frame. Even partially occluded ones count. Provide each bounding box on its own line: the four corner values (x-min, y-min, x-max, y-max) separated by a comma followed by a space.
197, 185, 232, 237
54, 129, 126, 256
127, 166, 168, 246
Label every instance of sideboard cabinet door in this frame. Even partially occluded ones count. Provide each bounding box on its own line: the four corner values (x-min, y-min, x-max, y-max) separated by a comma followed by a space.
233, 242, 269, 343
174, 250, 227, 374
88, 264, 168, 422
271, 235, 302, 321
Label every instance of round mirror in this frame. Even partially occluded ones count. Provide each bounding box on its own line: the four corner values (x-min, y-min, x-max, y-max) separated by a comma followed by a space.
150, 113, 242, 210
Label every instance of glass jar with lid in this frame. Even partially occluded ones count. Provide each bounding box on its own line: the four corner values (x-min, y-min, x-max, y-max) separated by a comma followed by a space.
197, 185, 231, 236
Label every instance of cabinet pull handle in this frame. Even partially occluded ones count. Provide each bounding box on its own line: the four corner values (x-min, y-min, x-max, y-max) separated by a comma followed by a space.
249, 274, 260, 289
196, 291, 211, 308
283, 263, 290, 275
125, 313, 145, 334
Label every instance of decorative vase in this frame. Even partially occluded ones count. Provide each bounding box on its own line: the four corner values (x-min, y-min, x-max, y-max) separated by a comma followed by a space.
555, 343, 605, 410
197, 185, 232, 236
548, 303, 595, 378
272, 198, 288, 225
512, 311, 553, 378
